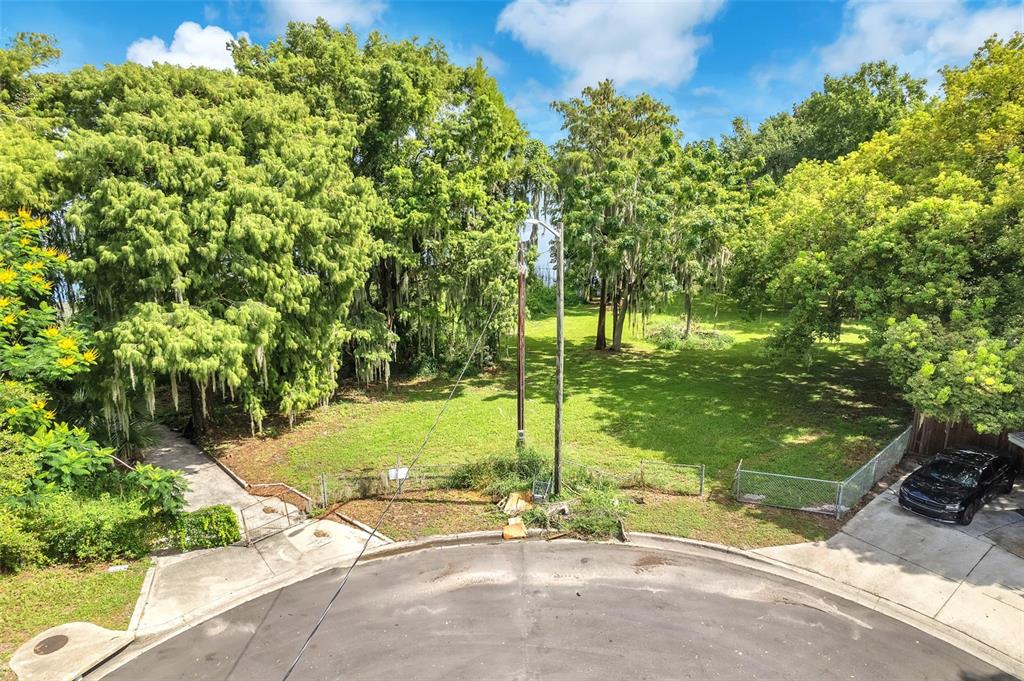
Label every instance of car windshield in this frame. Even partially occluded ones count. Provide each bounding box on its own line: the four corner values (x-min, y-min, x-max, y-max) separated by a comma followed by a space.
926, 459, 980, 487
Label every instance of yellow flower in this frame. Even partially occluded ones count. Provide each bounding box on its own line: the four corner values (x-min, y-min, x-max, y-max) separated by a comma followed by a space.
42, 248, 57, 257
57, 337, 78, 351
30, 274, 44, 285
31, 399, 45, 411
2, 314, 15, 326
5, 407, 18, 415
0, 297, 10, 308
83, 348, 99, 362
56, 356, 76, 368
19, 237, 30, 247
42, 326, 60, 337
0, 269, 15, 285
41, 280, 52, 292
17, 208, 31, 220
23, 261, 44, 272
56, 253, 68, 263
44, 410, 56, 420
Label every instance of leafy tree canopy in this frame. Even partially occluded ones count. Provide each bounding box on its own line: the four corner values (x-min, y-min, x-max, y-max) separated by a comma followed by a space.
736, 36, 1024, 431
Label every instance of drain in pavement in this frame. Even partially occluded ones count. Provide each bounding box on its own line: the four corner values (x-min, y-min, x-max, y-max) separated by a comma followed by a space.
33, 635, 69, 656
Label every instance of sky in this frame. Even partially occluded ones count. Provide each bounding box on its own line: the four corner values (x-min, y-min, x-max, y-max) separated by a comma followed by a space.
2, 0, 1023, 144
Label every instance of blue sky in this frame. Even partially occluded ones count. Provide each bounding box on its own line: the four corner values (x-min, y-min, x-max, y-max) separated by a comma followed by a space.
2, 0, 1022, 143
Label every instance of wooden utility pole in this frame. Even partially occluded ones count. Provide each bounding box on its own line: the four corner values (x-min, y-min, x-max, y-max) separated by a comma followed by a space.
554, 223, 564, 496
516, 240, 527, 448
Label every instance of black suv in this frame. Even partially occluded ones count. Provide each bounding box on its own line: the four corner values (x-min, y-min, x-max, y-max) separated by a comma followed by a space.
897, 445, 1018, 525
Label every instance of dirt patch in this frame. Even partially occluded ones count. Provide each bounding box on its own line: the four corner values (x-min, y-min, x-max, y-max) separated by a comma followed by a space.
633, 553, 675, 573
328, 489, 502, 541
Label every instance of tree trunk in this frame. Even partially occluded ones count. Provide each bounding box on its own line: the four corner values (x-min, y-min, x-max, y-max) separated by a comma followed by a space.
595, 277, 608, 350
684, 286, 694, 338
188, 378, 206, 438
611, 286, 628, 351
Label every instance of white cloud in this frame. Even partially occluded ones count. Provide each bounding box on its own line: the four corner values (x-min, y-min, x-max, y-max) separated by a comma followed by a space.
497, 0, 725, 91
261, 0, 386, 30
127, 22, 244, 70
203, 5, 220, 23
820, 0, 1024, 79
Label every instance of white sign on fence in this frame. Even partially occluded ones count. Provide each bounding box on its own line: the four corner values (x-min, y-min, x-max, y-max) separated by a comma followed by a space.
388, 466, 409, 481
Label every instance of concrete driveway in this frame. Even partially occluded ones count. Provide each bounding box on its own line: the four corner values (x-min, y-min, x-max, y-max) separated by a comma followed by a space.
94, 541, 1012, 681
756, 482, 1024, 667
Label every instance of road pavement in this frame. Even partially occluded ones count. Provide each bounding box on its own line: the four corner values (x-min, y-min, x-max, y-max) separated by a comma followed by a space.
96, 541, 1013, 681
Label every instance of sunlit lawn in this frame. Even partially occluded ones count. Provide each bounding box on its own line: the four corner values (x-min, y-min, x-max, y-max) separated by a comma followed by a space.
242, 300, 907, 493
211, 301, 909, 544
0, 561, 147, 676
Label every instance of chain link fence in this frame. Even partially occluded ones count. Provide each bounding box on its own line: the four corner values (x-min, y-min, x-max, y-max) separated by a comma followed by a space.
303, 457, 706, 512
733, 426, 912, 518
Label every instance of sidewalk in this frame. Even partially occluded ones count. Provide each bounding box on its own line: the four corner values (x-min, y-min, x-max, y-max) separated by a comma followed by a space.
752, 483, 1024, 667
143, 426, 297, 540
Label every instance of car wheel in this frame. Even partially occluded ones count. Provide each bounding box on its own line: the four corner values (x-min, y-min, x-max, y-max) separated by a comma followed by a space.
959, 502, 977, 526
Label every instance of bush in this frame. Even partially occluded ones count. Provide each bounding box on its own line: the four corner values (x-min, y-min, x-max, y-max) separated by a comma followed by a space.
526, 278, 558, 317
561, 489, 630, 538
174, 505, 240, 551
20, 492, 158, 563
127, 464, 187, 515
446, 448, 548, 497
0, 507, 44, 572
647, 322, 734, 351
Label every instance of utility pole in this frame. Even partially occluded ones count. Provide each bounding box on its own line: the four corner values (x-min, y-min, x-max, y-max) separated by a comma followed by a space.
524, 217, 563, 496
553, 222, 564, 497
516, 240, 527, 448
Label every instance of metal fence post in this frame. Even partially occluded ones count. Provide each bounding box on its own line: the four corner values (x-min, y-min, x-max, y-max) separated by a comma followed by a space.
699, 464, 705, 497
640, 460, 645, 489
733, 459, 743, 498
835, 482, 844, 519
319, 472, 327, 509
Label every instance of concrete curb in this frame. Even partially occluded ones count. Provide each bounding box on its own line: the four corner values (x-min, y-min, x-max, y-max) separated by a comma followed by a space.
90, 531, 1021, 680
126, 566, 157, 634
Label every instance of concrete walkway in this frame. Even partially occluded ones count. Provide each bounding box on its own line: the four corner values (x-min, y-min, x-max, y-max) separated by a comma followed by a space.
753, 482, 1024, 668
143, 425, 297, 540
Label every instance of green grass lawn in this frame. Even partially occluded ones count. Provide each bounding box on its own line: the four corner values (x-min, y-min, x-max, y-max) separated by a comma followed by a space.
212, 299, 908, 545
0, 561, 147, 676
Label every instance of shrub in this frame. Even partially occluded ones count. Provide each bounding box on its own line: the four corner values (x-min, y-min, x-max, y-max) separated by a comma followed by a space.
0, 507, 44, 572
647, 322, 734, 351
127, 464, 187, 515
20, 492, 158, 562
561, 489, 630, 539
174, 505, 240, 551
526, 278, 558, 317
25, 423, 113, 489
446, 448, 548, 497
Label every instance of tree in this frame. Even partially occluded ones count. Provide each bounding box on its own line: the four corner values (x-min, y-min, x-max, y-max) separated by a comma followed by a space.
42, 62, 374, 434
744, 35, 1024, 430
723, 61, 926, 182
553, 81, 679, 351
232, 22, 532, 373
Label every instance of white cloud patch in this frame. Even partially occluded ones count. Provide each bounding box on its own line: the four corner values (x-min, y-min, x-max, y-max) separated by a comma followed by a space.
821, 0, 1024, 79
261, 0, 386, 29
127, 22, 244, 70
497, 0, 725, 91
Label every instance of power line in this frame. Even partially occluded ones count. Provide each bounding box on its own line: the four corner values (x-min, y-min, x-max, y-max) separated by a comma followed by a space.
280, 298, 502, 681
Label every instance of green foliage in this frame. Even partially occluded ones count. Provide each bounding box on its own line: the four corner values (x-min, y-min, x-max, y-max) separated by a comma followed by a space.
127, 464, 187, 515
233, 21, 532, 375
24, 422, 113, 489
0, 507, 44, 572
723, 61, 926, 181
20, 492, 157, 563
646, 322, 735, 351
525, 277, 558, 317
40, 60, 373, 434
554, 80, 681, 350
560, 489, 630, 539
742, 36, 1024, 430
174, 505, 240, 551
446, 447, 547, 497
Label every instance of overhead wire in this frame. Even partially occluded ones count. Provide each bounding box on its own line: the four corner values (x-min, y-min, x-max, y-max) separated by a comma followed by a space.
280, 297, 502, 681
